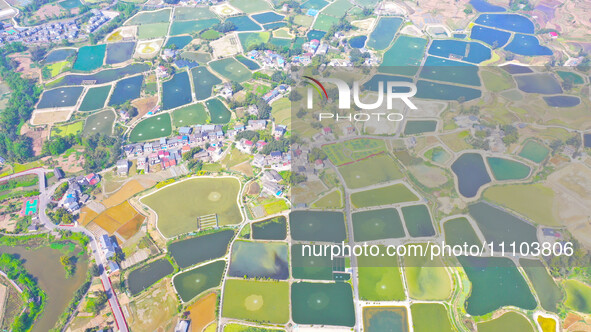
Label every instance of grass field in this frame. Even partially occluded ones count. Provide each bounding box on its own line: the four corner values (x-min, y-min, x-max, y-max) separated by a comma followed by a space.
229, 0, 271, 13
338, 154, 403, 189
83, 109, 115, 136
221, 147, 251, 168
128, 113, 173, 143
565, 280, 591, 314
222, 279, 289, 323
481, 69, 514, 92
483, 183, 559, 226
142, 177, 242, 238
294, 14, 313, 27
46, 61, 70, 77
51, 121, 83, 137
403, 247, 452, 300
173, 7, 216, 20
170, 19, 220, 36
126, 8, 171, 25
172, 103, 209, 127
323, 138, 387, 166
350, 183, 419, 208
138, 23, 169, 40
209, 58, 252, 83
311, 190, 342, 209
92, 201, 144, 234
312, 14, 339, 31
322, 0, 353, 17
440, 130, 472, 152
238, 32, 271, 50
358, 253, 405, 301
411, 303, 454, 332
270, 97, 290, 126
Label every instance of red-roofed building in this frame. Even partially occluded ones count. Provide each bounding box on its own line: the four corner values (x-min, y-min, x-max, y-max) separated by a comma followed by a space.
549, 31, 558, 38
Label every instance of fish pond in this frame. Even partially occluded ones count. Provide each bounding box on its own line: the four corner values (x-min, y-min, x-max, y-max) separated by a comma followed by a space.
128, 113, 172, 142
222, 279, 289, 324
83, 109, 115, 136
162, 71, 193, 110
105, 42, 135, 64
477, 312, 534, 332
252, 11, 284, 24
543, 95, 580, 107
226, 15, 261, 31
0, 244, 88, 332
108, 74, 143, 106
168, 230, 235, 268
403, 246, 451, 300
289, 211, 346, 242
48, 63, 150, 88
205, 98, 232, 124
443, 217, 482, 247
585, 134, 591, 148
459, 256, 537, 316
380, 36, 427, 76
565, 279, 591, 313
37, 86, 84, 109
173, 260, 226, 302
291, 243, 334, 280
228, 241, 288, 279
404, 120, 437, 135
73, 44, 106, 71
358, 253, 405, 301
191, 67, 221, 100
469, 0, 505, 12
518, 139, 549, 163
45, 48, 76, 63
451, 153, 491, 198
415, 80, 482, 101
504, 34, 552, 56
291, 282, 355, 327
363, 307, 408, 332
470, 25, 511, 47
307, 29, 326, 41
515, 73, 562, 94
348, 35, 367, 48
78, 85, 111, 112
420, 56, 481, 86
424, 146, 450, 164
172, 103, 209, 127
165, 35, 193, 50
251, 216, 287, 240
209, 57, 252, 83
520, 258, 562, 312
352, 208, 406, 242
474, 13, 535, 33
127, 258, 174, 296
366, 17, 402, 50
236, 55, 260, 70
401, 205, 435, 237
428, 40, 491, 64
486, 157, 530, 181
469, 202, 538, 252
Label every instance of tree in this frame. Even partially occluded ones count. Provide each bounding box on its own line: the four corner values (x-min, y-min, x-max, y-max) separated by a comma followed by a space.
90, 264, 101, 277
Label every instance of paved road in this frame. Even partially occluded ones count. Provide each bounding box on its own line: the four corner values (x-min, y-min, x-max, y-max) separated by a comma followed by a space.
24, 170, 130, 332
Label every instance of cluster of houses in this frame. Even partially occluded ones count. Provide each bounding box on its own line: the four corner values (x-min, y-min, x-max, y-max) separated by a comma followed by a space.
59, 173, 100, 213
0, 9, 112, 45
247, 50, 286, 69
100, 235, 120, 273
261, 169, 284, 196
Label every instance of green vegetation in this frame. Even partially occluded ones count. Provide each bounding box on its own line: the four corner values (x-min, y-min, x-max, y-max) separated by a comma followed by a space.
0, 253, 46, 332
358, 253, 405, 301
222, 279, 289, 323
350, 184, 419, 208
337, 154, 403, 189
411, 303, 454, 332
403, 245, 451, 300
565, 279, 591, 313
477, 312, 534, 332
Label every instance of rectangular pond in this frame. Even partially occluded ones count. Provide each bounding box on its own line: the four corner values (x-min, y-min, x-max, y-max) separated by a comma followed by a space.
168, 229, 235, 268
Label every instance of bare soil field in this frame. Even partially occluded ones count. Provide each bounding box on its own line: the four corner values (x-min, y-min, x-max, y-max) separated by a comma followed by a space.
30, 109, 73, 125
20, 123, 49, 156
211, 34, 241, 58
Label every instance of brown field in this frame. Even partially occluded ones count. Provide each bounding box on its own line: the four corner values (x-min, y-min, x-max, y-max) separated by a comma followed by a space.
116, 213, 145, 240
79, 206, 99, 226
230, 160, 253, 177
30, 110, 73, 125
211, 34, 240, 58
126, 278, 178, 332
102, 180, 146, 208
34, 3, 63, 21
547, 163, 591, 248
92, 201, 143, 234
246, 182, 260, 196
20, 123, 49, 156
8, 54, 39, 80
187, 292, 217, 332
132, 96, 158, 119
